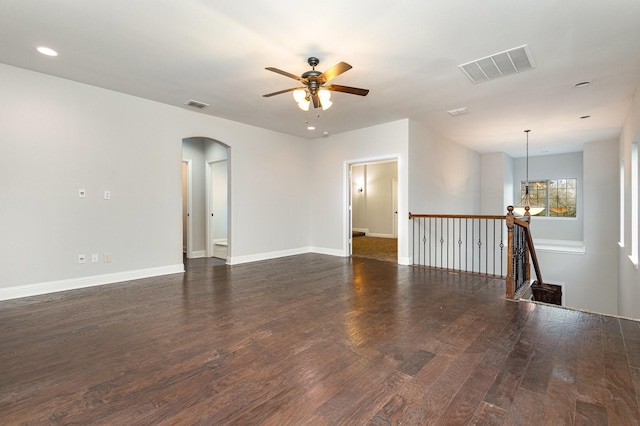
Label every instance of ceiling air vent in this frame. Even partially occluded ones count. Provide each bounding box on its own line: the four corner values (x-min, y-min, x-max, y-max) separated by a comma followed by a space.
447, 107, 470, 116
459, 45, 535, 84
184, 99, 210, 109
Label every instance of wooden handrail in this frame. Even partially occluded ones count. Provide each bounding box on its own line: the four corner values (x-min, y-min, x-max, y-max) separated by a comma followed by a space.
505, 205, 544, 299
409, 213, 504, 220
407, 208, 545, 300
522, 224, 543, 287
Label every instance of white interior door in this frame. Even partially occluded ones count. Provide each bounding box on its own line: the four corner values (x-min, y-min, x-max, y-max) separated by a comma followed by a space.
207, 159, 228, 259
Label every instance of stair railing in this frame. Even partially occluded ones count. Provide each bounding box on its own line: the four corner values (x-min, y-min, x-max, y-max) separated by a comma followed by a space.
408, 213, 507, 277
505, 205, 543, 299
409, 207, 545, 300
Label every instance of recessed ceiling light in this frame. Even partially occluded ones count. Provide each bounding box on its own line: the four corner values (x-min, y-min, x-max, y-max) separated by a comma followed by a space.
307, 126, 316, 131
580, 115, 591, 119
574, 81, 591, 88
37, 46, 58, 57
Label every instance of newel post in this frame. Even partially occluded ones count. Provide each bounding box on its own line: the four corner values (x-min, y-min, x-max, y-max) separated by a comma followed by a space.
506, 206, 515, 299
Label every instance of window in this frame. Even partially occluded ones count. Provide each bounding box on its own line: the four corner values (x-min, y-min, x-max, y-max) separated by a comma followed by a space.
520, 178, 577, 217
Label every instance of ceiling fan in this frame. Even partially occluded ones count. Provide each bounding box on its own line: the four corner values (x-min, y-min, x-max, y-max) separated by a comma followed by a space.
263, 57, 369, 110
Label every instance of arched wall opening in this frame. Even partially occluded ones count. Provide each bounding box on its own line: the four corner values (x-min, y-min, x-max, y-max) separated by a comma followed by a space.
181, 137, 230, 263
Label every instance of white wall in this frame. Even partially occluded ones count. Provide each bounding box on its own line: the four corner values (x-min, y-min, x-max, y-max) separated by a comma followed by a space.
0, 63, 310, 299
480, 152, 514, 215
408, 120, 481, 214
618, 88, 640, 318
534, 140, 618, 315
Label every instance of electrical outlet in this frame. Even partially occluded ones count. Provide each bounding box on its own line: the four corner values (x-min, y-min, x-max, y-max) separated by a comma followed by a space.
78, 254, 86, 264
103, 252, 111, 262
91, 253, 99, 263
103, 191, 111, 200
78, 189, 86, 198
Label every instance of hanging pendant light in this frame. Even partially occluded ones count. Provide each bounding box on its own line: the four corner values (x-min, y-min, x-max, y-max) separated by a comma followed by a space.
514, 130, 545, 216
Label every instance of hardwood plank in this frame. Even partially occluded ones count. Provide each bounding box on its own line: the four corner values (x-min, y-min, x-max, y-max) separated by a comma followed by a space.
0, 253, 639, 424
603, 349, 640, 424
469, 401, 506, 425
575, 399, 608, 426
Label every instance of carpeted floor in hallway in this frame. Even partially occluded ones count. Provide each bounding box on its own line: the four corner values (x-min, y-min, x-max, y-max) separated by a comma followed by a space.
352, 236, 397, 262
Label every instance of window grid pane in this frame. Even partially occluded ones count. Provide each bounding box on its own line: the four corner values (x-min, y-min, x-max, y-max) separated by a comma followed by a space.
520, 178, 576, 217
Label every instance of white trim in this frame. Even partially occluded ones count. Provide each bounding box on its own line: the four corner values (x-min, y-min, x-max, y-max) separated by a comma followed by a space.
533, 238, 585, 254
398, 256, 411, 265
0, 264, 185, 301
182, 159, 194, 258
206, 157, 229, 258
228, 247, 313, 265
344, 155, 401, 262
365, 233, 395, 238
311, 247, 347, 257
191, 250, 206, 258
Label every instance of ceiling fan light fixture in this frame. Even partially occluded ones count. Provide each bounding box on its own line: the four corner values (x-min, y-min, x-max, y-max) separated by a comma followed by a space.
298, 98, 310, 111
318, 89, 331, 102
293, 88, 306, 103
264, 57, 368, 111
318, 89, 332, 110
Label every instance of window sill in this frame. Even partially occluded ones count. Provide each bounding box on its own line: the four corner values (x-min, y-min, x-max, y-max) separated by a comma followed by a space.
533, 239, 585, 254
528, 216, 578, 221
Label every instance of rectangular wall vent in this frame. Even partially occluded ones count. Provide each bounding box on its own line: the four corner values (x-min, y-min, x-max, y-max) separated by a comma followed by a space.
459, 45, 535, 84
184, 99, 210, 109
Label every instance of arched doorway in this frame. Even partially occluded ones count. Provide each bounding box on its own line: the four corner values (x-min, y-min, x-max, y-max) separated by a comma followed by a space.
182, 137, 230, 263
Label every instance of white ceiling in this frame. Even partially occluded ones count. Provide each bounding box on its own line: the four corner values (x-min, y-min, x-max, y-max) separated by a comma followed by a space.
2, 0, 639, 157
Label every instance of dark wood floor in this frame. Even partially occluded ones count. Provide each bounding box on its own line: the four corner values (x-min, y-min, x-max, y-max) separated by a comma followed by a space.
1, 254, 639, 424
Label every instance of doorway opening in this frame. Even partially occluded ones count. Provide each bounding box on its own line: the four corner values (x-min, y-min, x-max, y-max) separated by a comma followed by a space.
182, 137, 230, 263
348, 159, 398, 262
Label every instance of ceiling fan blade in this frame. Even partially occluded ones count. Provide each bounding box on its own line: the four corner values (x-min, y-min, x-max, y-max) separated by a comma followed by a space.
263, 87, 303, 97
311, 93, 321, 109
265, 67, 305, 82
325, 84, 369, 96
318, 62, 352, 83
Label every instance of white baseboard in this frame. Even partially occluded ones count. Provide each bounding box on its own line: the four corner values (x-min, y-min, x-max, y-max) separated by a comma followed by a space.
311, 247, 348, 257
0, 264, 185, 301
190, 250, 206, 258
228, 247, 312, 265
365, 233, 395, 238
398, 256, 411, 265
352, 228, 369, 233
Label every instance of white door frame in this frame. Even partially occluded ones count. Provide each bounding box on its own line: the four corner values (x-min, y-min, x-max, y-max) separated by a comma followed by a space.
205, 157, 228, 258
344, 156, 399, 259
392, 178, 398, 238
182, 159, 194, 258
